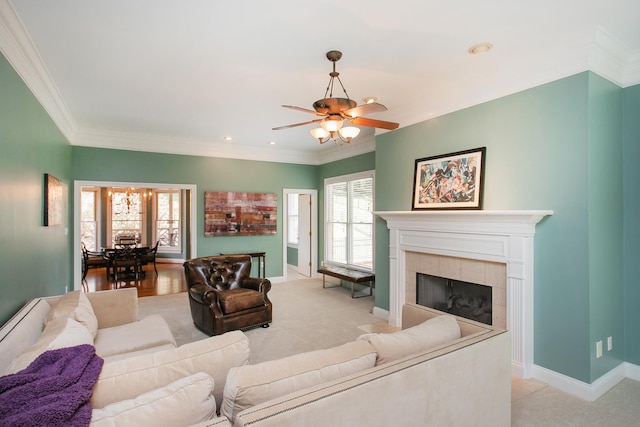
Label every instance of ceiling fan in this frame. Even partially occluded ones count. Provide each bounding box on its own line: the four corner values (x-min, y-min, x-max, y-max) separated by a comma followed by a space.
273, 50, 399, 144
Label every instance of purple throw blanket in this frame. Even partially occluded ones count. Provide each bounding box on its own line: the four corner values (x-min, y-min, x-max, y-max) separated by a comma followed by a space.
0, 344, 104, 427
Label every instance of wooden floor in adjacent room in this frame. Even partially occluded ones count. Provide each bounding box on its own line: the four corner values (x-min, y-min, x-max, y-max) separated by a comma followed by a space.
83, 262, 187, 297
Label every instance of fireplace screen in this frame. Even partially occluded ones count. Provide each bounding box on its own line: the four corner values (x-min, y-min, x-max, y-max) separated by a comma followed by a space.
416, 273, 492, 325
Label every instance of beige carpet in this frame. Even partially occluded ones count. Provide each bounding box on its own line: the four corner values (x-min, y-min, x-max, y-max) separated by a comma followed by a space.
138, 277, 395, 364
138, 277, 640, 426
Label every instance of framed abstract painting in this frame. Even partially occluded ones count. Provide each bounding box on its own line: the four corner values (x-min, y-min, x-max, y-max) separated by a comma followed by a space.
412, 147, 486, 210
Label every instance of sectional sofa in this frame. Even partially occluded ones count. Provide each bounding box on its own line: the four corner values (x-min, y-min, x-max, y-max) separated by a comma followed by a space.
0, 288, 511, 426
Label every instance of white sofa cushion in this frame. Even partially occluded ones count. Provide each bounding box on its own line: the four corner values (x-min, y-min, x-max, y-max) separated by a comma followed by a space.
91, 330, 249, 410
221, 340, 377, 421
90, 372, 216, 427
45, 290, 98, 338
358, 314, 461, 365
93, 314, 176, 359
5, 317, 94, 374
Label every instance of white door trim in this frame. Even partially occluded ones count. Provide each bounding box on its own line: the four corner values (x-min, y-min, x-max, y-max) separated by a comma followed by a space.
282, 188, 317, 282
73, 180, 197, 290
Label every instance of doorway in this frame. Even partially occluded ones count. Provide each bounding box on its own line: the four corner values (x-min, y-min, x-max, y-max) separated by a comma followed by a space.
73, 180, 197, 291
283, 189, 317, 281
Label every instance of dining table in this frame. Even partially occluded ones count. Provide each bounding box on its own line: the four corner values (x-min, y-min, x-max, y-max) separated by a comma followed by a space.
101, 243, 152, 280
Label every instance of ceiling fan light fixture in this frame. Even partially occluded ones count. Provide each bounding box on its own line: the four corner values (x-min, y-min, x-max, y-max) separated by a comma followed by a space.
321, 117, 343, 132
310, 127, 330, 141
339, 126, 360, 141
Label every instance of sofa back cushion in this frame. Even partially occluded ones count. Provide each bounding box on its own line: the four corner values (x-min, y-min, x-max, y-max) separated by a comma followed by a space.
91, 330, 249, 410
0, 298, 53, 374
221, 340, 377, 422
93, 314, 176, 359
4, 316, 94, 374
90, 372, 216, 427
45, 290, 99, 338
358, 315, 461, 365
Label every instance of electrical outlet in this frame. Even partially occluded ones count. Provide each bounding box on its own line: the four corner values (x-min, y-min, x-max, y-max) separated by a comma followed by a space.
607, 336, 613, 351
596, 340, 603, 358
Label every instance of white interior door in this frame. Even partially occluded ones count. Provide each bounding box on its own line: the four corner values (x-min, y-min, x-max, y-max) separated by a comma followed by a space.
297, 194, 312, 277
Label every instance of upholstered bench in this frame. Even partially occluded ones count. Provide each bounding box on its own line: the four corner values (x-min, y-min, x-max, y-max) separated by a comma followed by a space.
318, 266, 375, 298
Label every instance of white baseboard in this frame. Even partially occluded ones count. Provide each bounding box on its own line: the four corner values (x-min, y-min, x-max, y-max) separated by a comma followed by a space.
531, 362, 639, 401
625, 362, 640, 381
372, 306, 390, 322
157, 258, 185, 264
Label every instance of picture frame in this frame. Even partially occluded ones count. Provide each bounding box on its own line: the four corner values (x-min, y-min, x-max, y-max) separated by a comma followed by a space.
412, 147, 486, 210
204, 191, 277, 236
44, 173, 63, 226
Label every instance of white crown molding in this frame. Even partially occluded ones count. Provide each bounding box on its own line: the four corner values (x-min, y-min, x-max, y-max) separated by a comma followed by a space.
0, 0, 76, 138
72, 127, 324, 165
590, 28, 640, 88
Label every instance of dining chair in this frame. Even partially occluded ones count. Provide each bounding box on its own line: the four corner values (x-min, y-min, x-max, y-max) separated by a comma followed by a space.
111, 243, 141, 281
81, 242, 108, 280
140, 240, 160, 276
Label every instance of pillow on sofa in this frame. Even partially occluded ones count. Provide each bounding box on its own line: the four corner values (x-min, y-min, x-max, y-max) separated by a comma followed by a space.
358, 315, 461, 366
90, 372, 216, 427
4, 317, 94, 374
91, 330, 249, 411
221, 340, 377, 421
45, 290, 99, 338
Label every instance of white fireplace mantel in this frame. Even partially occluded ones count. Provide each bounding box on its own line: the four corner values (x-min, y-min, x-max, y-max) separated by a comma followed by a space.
375, 210, 552, 378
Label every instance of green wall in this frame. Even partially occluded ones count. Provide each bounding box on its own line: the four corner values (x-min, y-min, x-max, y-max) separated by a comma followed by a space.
0, 54, 72, 324
587, 74, 624, 379
287, 246, 298, 266
375, 72, 626, 383
623, 83, 640, 365
71, 147, 317, 278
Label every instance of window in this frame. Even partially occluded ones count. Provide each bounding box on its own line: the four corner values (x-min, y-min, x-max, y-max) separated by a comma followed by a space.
287, 193, 299, 246
108, 188, 148, 244
325, 171, 374, 271
80, 188, 99, 251
154, 189, 181, 252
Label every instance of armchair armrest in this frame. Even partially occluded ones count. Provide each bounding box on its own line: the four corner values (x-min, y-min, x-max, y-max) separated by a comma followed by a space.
86, 288, 139, 329
241, 277, 271, 294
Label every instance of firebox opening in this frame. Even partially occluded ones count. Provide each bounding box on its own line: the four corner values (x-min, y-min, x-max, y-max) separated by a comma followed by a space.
416, 273, 492, 325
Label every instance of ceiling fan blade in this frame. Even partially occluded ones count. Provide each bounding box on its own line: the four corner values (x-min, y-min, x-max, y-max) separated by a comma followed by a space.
343, 102, 387, 118
349, 117, 399, 130
282, 105, 325, 116
272, 119, 323, 130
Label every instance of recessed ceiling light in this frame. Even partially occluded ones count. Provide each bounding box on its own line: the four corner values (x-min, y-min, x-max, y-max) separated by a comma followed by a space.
468, 42, 493, 55
268, 141, 276, 145
363, 96, 378, 104
224, 136, 233, 141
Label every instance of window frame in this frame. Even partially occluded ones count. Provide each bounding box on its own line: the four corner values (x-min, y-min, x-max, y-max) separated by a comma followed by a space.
153, 189, 182, 254
106, 188, 148, 245
323, 170, 375, 273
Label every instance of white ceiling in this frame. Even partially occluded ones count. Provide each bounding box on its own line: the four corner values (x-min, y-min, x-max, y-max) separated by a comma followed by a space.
1, 0, 639, 165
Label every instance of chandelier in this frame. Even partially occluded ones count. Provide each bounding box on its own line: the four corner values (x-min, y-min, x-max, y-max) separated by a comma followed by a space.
108, 187, 152, 214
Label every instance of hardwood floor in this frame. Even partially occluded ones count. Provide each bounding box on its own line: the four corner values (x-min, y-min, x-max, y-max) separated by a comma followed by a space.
83, 262, 187, 297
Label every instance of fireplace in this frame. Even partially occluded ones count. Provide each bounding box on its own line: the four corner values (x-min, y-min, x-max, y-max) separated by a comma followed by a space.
375, 210, 552, 378
417, 273, 493, 325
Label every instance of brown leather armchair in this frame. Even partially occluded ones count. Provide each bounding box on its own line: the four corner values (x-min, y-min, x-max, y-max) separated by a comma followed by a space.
183, 255, 272, 336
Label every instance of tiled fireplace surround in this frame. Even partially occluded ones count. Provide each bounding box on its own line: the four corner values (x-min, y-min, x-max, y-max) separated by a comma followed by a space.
376, 210, 552, 378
